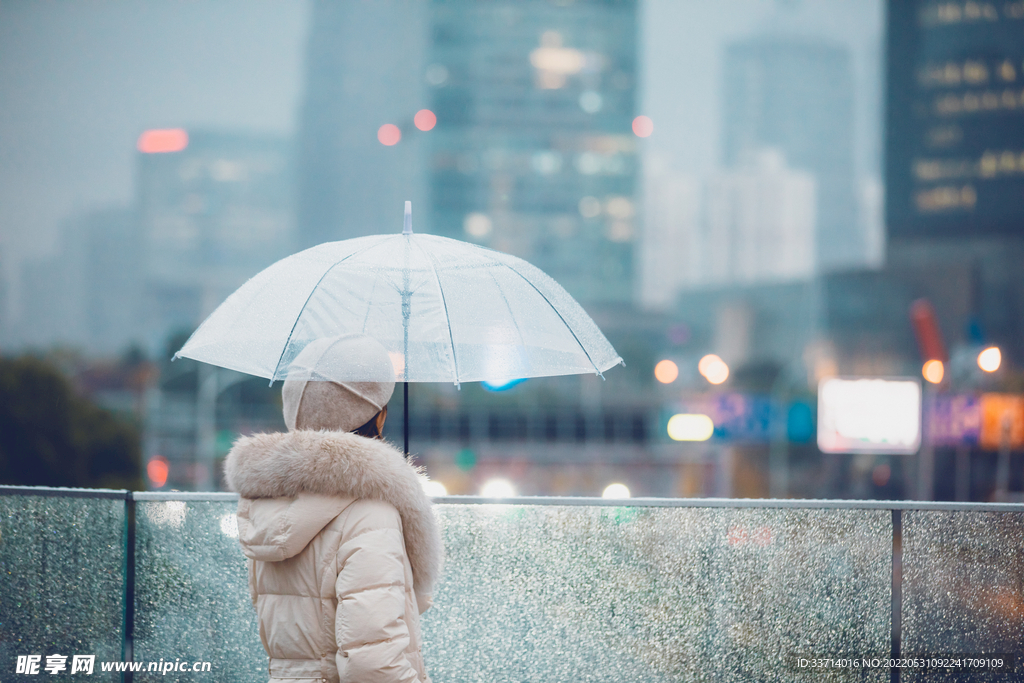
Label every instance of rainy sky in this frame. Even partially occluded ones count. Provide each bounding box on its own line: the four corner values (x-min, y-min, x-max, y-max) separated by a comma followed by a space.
0, 0, 880, 314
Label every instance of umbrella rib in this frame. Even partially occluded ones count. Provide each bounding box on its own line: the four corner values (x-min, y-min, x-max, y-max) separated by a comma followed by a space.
498, 260, 602, 376
484, 264, 527, 347
359, 272, 382, 335
270, 239, 388, 381
413, 239, 461, 384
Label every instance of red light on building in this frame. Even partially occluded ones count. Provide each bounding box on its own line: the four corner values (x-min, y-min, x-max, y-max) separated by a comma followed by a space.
632, 115, 654, 138
147, 456, 169, 488
137, 129, 189, 154
414, 109, 437, 131
377, 124, 401, 146
909, 298, 948, 362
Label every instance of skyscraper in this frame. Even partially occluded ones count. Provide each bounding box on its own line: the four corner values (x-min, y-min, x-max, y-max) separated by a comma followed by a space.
722, 36, 862, 272
296, 0, 429, 248
704, 148, 816, 284
639, 159, 700, 310
17, 207, 139, 353
426, 0, 639, 304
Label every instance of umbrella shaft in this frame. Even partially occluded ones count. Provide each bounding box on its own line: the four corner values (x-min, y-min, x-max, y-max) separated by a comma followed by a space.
403, 381, 409, 458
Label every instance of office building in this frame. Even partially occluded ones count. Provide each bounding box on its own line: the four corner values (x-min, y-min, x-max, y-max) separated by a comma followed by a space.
296, 0, 429, 248
137, 129, 294, 355
639, 158, 701, 310
722, 35, 863, 272
704, 148, 816, 285
426, 0, 639, 304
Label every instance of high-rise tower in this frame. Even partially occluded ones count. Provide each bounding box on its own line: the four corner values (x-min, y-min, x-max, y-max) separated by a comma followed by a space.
296, 0, 429, 248
426, 0, 639, 304
722, 36, 862, 272
137, 130, 293, 353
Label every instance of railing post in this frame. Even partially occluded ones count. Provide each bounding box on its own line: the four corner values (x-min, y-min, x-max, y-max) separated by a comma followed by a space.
891, 509, 902, 683
122, 493, 136, 683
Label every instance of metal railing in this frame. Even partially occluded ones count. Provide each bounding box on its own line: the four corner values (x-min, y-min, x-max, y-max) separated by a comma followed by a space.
2, 486, 1022, 682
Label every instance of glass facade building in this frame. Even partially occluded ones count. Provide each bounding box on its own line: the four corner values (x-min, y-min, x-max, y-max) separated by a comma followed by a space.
137, 131, 294, 353
427, 0, 639, 304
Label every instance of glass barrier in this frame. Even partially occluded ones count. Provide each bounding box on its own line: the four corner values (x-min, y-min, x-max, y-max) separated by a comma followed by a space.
4, 489, 1024, 682
902, 510, 1024, 683
133, 498, 263, 682
422, 504, 892, 683
0, 490, 126, 681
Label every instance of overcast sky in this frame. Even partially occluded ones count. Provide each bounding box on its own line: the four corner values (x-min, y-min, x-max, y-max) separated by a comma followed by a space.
0, 0, 310, 262
0, 0, 880, 324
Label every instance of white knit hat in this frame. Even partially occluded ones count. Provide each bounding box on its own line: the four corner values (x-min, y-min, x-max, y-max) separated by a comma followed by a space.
282, 334, 396, 432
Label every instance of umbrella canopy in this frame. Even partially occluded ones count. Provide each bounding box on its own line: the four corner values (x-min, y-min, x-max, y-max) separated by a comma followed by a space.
175, 219, 622, 386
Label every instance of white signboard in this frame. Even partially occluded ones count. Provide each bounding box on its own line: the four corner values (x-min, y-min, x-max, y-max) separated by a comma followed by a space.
817, 377, 922, 454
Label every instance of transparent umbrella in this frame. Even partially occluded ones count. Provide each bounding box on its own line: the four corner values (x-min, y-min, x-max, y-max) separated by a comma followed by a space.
175, 203, 623, 451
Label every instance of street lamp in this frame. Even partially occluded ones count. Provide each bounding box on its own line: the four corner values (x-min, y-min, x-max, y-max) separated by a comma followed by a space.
421, 480, 448, 497
602, 483, 631, 499
698, 354, 729, 385
922, 359, 944, 384
977, 346, 1001, 373
654, 359, 679, 384
481, 478, 517, 498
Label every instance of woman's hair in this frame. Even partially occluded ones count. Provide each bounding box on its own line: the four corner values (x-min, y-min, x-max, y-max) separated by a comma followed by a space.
352, 410, 383, 439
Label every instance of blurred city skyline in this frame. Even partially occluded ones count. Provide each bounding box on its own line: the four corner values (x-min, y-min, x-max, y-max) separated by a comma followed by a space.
3, 0, 1024, 504
0, 0, 882, 350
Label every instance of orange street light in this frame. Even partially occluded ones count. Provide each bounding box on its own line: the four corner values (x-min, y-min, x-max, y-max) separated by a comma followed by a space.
922, 359, 944, 384
978, 346, 1001, 373
654, 359, 679, 384
698, 354, 729, 385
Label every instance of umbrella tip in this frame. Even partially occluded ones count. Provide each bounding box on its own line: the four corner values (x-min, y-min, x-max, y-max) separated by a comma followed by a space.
403, 201, 413, 235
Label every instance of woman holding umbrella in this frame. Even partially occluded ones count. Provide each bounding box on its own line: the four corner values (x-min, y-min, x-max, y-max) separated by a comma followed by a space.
224, 333, 443, 683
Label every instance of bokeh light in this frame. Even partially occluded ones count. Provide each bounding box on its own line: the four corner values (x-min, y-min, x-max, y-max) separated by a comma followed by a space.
578, 196, 601, 218
653, 359, 678, 384
377, 123, 401, 146
978, 346, 1002, 372
414, 109, 437, 131
137, 129, 188, 154
454, 448, 477, 471
464, 212, 492, 237
602, 483, 631, 499
219, 512, 238, 537
871, 463, 891, 487
481, 478, 517, 498
667, 413, 715, 441
922, 359, 944, 384
147, 456, 169, 487
579, 90, 603, 113
632, 115, 653, 137
421, 479, 448, 497
698, 354, 730, 384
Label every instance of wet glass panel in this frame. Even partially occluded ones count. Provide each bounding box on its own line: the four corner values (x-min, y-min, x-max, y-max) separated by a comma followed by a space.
422, 504, 892, 682
0, 494, 125, 680
902, 510, 1024, 683
133, 500, 263, 682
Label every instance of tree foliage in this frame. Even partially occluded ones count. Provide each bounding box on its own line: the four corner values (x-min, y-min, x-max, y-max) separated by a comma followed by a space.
0, 355, 143, 489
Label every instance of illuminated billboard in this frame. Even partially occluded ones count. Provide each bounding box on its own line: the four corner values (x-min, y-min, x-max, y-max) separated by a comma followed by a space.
887, 1, 1024, 236
817, 377, 922, 454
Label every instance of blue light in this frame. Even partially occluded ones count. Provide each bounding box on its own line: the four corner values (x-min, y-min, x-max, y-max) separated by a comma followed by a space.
482, 378, 527, 392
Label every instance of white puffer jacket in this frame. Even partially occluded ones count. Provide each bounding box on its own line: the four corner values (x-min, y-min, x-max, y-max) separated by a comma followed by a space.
224, 430, 444, 683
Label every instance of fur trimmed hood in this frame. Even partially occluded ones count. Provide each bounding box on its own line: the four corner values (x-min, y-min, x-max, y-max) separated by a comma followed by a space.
224, 430, 443, 594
